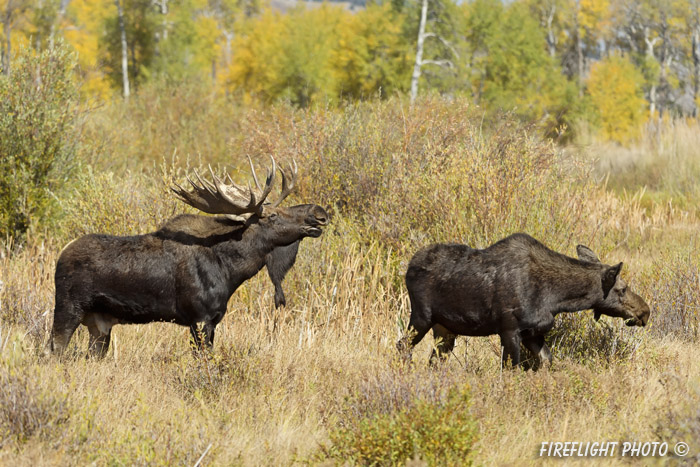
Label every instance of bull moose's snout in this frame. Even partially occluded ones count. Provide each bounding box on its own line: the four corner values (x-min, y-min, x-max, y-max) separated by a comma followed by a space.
304, 206, 329, 237
309, 207, 329, 226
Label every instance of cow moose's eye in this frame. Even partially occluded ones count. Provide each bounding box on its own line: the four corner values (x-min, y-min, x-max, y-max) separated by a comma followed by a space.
269, 213, 278, 220
618, 286, 627, 296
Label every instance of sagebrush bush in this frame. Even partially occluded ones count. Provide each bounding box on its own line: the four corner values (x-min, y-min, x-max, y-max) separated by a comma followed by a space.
80, 78, 241, 169
642, 253, 700, 342
0, 339, 70, 447
220, 98, 622, 256
0, 42, 80, 242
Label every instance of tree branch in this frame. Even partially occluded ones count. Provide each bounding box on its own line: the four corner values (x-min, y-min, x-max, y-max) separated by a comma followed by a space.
421, 59, 454, 68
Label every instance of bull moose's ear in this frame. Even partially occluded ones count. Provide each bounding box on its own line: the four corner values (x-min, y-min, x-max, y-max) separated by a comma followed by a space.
602, 262, 623, 299
576, 245, 601, 263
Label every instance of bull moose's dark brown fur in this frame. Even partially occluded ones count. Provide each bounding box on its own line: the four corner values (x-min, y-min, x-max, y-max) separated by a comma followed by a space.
159, 214, 300, 308
397, 233, 650, 369
51, 159, 328, 358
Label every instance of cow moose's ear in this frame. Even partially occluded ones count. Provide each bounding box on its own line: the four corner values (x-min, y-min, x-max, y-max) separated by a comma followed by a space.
602, 262, 623, 299
576, 245, 601, 263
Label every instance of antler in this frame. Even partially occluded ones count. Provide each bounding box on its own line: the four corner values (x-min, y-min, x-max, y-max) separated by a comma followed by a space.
269, 159, 298, 208
171, 156, 277, 217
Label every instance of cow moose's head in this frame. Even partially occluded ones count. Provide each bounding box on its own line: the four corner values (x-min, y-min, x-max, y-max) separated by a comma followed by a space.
576, 245, 650, 327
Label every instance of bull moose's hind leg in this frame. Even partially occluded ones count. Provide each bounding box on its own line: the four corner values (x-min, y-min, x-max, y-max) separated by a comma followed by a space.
50, 299, 83, 355
429, 324, 456, 366
84, 312, 117, 358
87, 330, 111, 358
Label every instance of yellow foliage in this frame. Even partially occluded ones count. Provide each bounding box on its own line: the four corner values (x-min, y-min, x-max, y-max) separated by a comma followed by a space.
586, 55, 646, 143
332, 3, 408, 98
193, 15, 220, 72
64, 0, 115, 100
579, 0, 611, 38
221, 5, 344, 105
220, 9, 286, 100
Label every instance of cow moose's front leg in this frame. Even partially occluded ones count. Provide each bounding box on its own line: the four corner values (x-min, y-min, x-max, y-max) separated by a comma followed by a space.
522, 335, 552, 371
499, 330, 521, 368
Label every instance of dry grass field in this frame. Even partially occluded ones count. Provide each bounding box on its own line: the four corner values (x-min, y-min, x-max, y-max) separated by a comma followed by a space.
1, 97, 699, 465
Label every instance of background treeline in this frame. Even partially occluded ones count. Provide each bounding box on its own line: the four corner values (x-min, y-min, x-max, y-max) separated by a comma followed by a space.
2, 0, 700, 142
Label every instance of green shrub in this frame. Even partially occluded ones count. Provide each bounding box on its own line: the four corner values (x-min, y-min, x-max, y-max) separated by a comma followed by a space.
316, 369, 477, 466
544, 313, 644, 368
0, 42, 80, 243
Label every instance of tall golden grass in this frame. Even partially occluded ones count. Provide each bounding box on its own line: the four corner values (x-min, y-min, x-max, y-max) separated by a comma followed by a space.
1, 97, 699, 464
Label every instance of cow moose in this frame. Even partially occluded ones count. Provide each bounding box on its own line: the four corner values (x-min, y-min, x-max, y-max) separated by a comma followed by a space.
50, 157, 329, 357
397, 233, 650, 370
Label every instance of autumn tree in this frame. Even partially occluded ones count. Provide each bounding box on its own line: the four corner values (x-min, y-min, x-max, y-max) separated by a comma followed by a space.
0, 43, 79, 241
1, 0, 31, 75
333, 2, 411, 99
586, 54, 646, 142
611, 0, 686, 118
404, 0, 465, 103
464, 0, 575, 130
223, 5, 343, 106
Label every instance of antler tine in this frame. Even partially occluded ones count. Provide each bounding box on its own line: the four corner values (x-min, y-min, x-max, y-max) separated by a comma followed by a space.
197, 168, 217, 195
255, 156, 276, 207
270, 158, 297, 207
248, 156, 263, 192
170, 181, 189, 201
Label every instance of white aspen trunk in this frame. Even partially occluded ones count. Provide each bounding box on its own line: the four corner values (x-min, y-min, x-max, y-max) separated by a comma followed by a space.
115, 0, 130, 99
644, 27, 659, 119
693, 26, 700, 117
545, 5, 556, 58
574, 0, 583, 96
410, 0, 429, 105
49, 0, 71, 48
223, 30, 233, 67
2, 0, 12, 77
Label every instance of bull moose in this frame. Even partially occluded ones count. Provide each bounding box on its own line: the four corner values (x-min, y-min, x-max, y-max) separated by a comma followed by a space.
50, 157, 329, 357
397, 233, 650, 369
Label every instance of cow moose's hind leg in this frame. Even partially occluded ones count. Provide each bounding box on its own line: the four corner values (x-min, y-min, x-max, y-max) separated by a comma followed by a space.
499, 330, 522, 369
522, 335, 552, 371
396, 305, 433, 363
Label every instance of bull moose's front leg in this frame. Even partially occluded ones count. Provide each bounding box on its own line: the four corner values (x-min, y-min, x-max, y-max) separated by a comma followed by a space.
190, 324, 214, 352
499, 330, 521, 368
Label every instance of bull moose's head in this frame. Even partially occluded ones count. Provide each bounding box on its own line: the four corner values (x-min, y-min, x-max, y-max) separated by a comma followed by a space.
576, 245, 650, 327
171, 157, 329, 245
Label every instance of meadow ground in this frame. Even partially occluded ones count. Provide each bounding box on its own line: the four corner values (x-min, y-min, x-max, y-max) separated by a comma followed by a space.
1, 98, 699, 465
